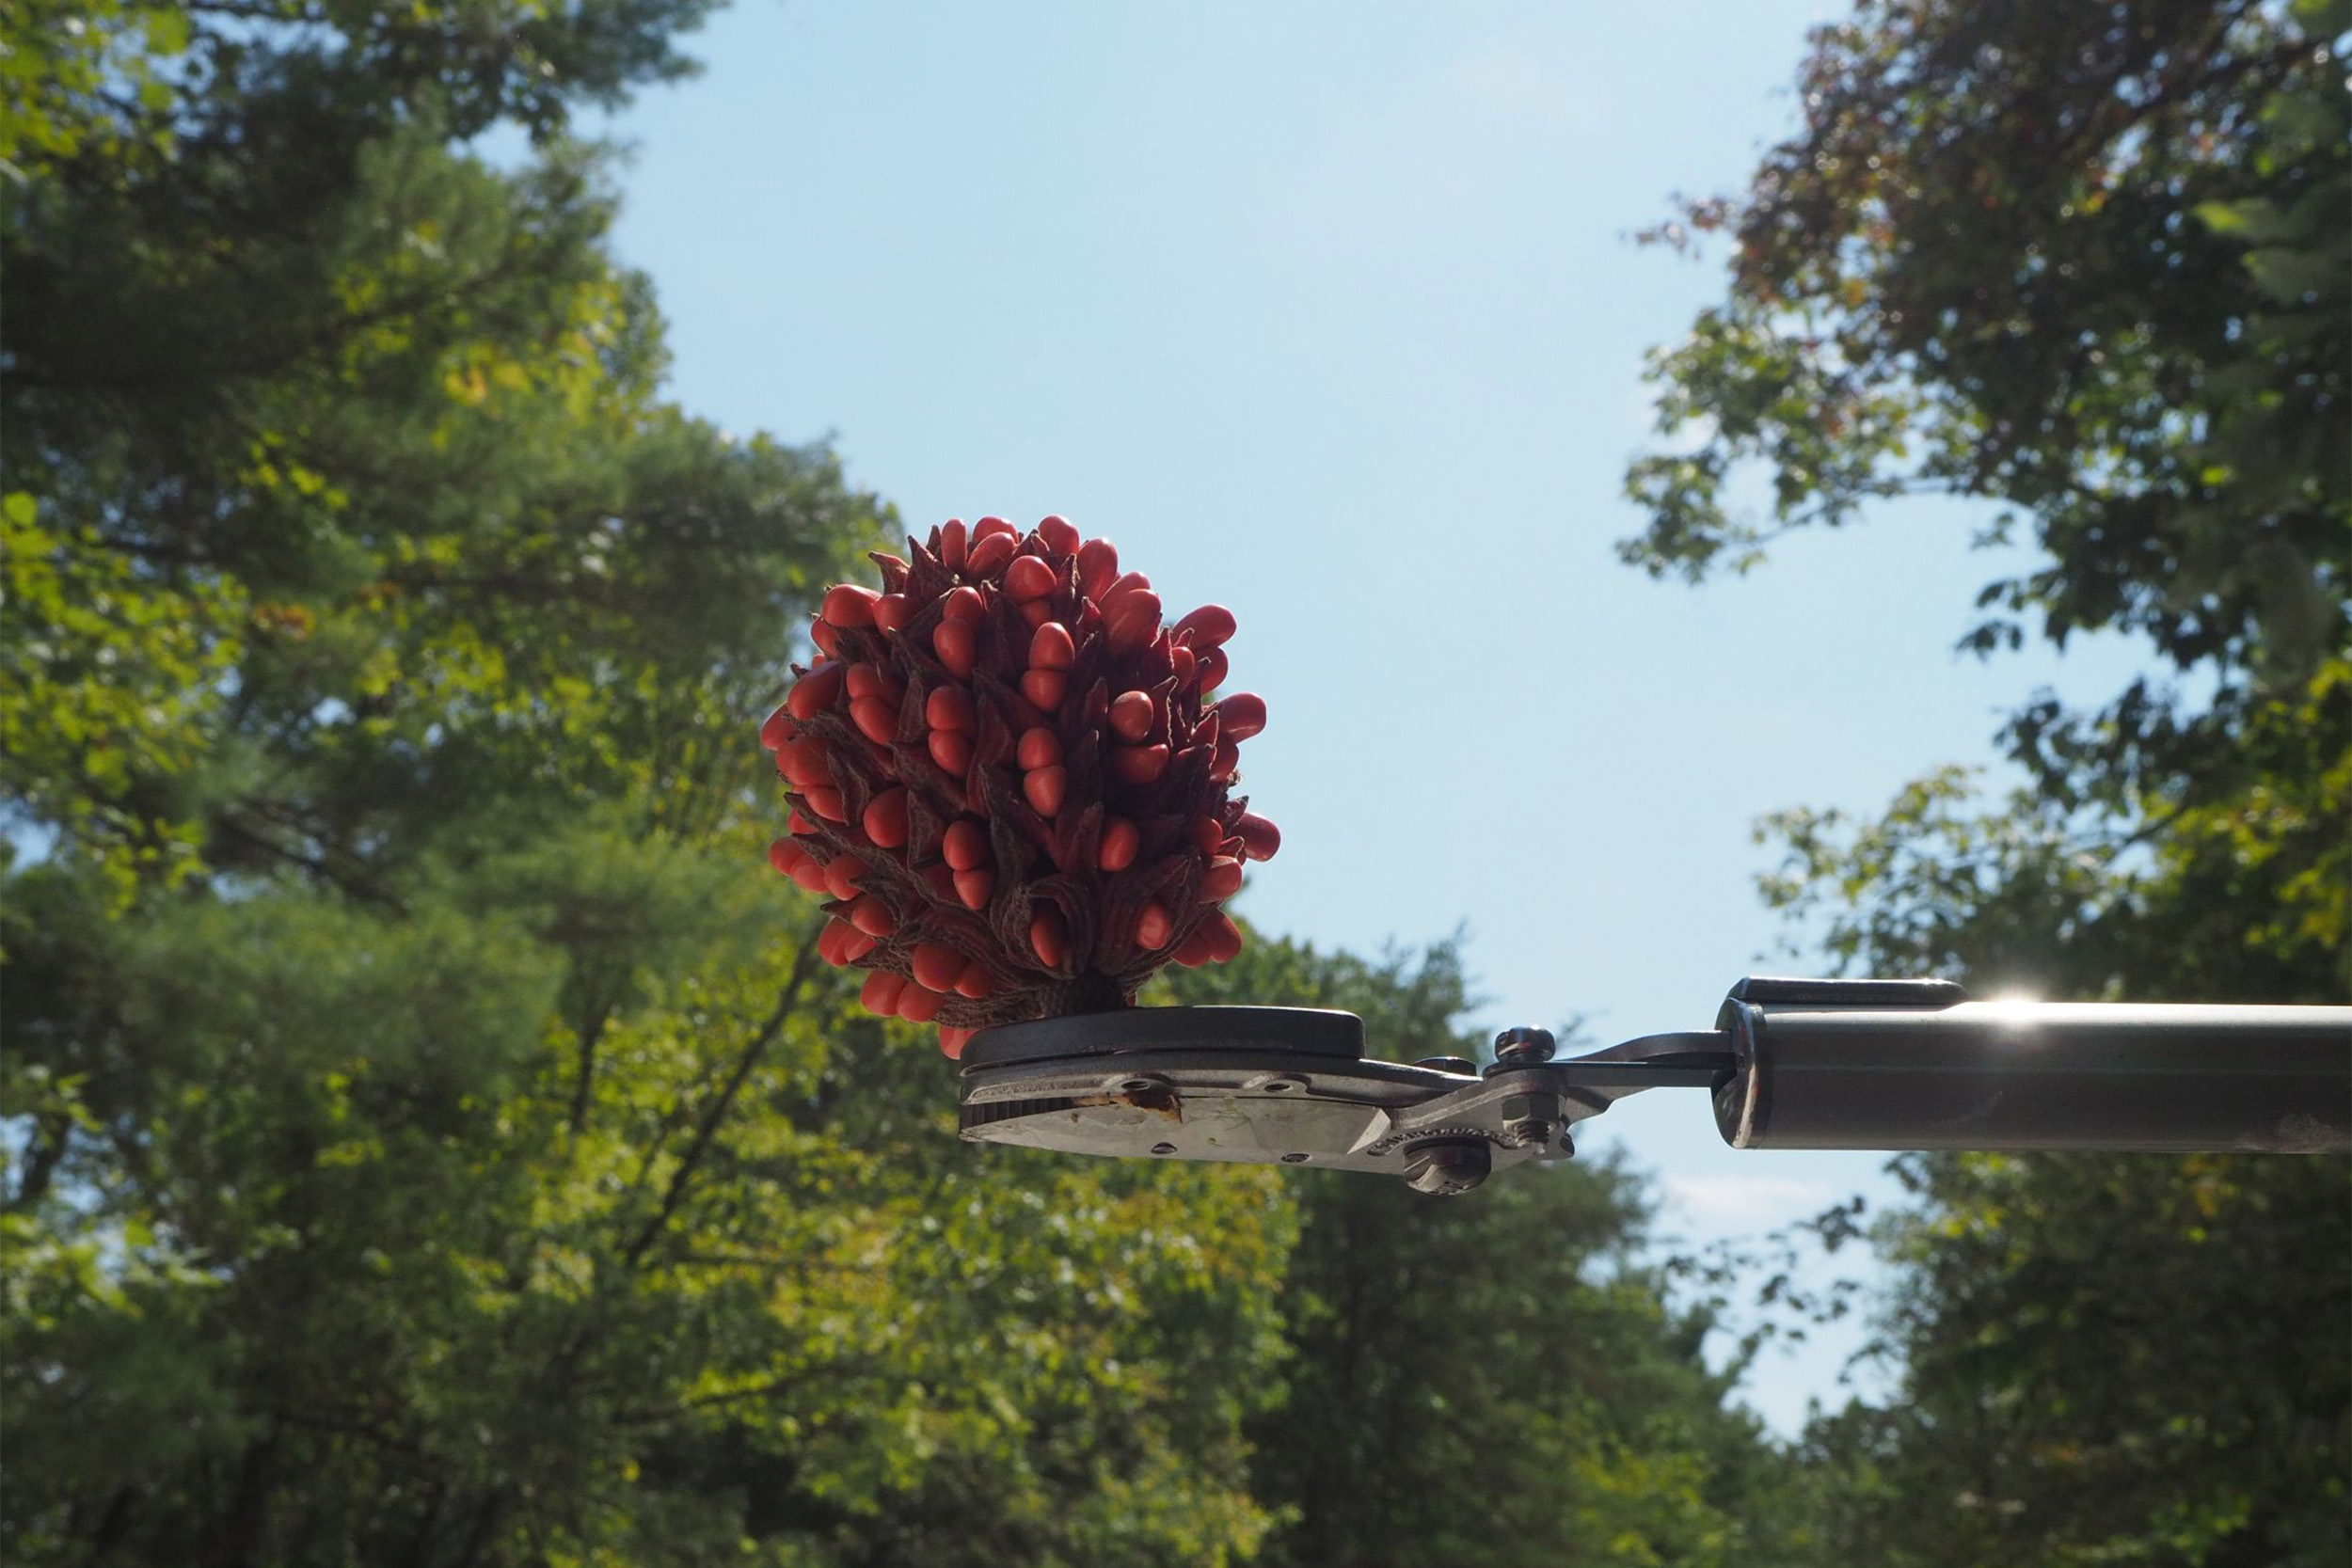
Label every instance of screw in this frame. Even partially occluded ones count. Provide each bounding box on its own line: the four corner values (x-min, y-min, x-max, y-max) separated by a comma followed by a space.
1280, 1152, 1309, 1164
1402, 1140, 1491, 1196
1150, 1142, 1177, 1156
1415, 1054, 1478, 1075
1486, 1026, 1557, 1076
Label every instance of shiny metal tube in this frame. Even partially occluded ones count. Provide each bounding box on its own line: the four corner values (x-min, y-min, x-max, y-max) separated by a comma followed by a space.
1709, 980, 2352, 1153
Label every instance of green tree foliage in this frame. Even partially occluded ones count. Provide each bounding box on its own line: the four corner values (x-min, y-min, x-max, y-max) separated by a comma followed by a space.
1164, 943, 1812, 1568
3, 7, 1298, 1563
1627, 3, 2350, 1563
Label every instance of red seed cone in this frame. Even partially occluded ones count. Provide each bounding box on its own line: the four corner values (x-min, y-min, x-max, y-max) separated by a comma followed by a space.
759, 516, 1278, 1053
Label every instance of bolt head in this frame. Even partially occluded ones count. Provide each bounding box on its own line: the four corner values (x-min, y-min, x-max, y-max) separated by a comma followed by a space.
1403, 1140, 1491, 1196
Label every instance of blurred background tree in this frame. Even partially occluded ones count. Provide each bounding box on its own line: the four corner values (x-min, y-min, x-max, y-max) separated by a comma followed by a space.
1627, 1, 2348, 1564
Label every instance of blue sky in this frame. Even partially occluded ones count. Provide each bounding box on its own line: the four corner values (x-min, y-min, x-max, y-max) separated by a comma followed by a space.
575, 0, 2159, 1433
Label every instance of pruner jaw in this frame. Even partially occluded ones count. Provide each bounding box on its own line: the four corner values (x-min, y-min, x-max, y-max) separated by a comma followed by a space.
955, 1007, 1731, 1194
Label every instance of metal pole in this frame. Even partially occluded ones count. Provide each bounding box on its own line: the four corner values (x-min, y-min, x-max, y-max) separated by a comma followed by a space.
1710, 978, 2352, 1153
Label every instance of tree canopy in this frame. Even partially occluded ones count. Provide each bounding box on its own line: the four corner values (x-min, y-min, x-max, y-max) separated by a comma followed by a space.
1628, 3, 2349, 1564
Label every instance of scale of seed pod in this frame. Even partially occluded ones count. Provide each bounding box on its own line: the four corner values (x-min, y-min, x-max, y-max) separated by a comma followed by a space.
758, 515, 1279, 1058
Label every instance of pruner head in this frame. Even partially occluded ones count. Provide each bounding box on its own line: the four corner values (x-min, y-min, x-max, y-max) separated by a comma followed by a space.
956, 1006, 1729, 1195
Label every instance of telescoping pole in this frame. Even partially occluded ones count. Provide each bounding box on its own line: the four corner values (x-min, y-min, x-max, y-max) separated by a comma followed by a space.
1710, 978, 2352, 1154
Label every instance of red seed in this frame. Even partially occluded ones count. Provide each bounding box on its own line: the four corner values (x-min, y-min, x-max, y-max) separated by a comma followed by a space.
1101, 571, 1152, 608
1019, 598, 1054, 630
1020, 669, 1067, 713
768, 838, 807, 876
1016, 726, 1063, 770
1172, 927, 1216, 967
787, 662, 845, 721
850, 696, 898, 745
1236, 813, 1280, 862
1097, 816, 1140, 872
953, 867, 994, 910
897, 985, 945, 1023
912, 942, 965, 992
965, 531, 1016, 578
848, 895, 896, 938
846, 662, 896, 703
787, 808, 818, 836
1004, 555, 1056, 602
1030, 621, 1075, 670
1136, 900, 1173, 951
861, 969, 906, 1016
929, 729, 975, 776
955, 961, 993, 1000
1110, 743, 1168, 785
1200, 856, 1244, 902
1108, 689, 1153, 742
939, 517, 968, 568
804, 786, 848, 823
932, 620, 977, 678
840, 929, 878, 964
822, 584, 878, 628
926, 686, 976, 732
790, 858, 829, 895
1203, 911, 1244, 962
862, 786, 910, 848
1023, 764, 1067, 817
942, 585, 986, 626
1213, 692, 1267, 741
873, 593, 911, 632
1173, 604, 1237, 648
760, 705, 795, 750
1077, 537, 1119, 597
973, 515, 1017, 542
1030, 908, 1068, 966
1105, 594, 1161, 655
778, 735, 833, 786
818, 919, 850, 965
1189, 816, 1226, 854
1037, 515, 1079, 556
939, 1025, 976, 1058
1169, 645, 1196, 687
823, 853, 866, 901
1193, 645, 1228, 693
810, 617, 839, 659
942, 819, 988, 871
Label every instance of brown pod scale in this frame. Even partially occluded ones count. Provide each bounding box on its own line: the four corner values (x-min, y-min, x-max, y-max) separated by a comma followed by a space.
763, 515, 1279, 1052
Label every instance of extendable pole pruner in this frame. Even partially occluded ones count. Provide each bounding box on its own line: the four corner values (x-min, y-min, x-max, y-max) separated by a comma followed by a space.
956, 978, 2352, 1194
